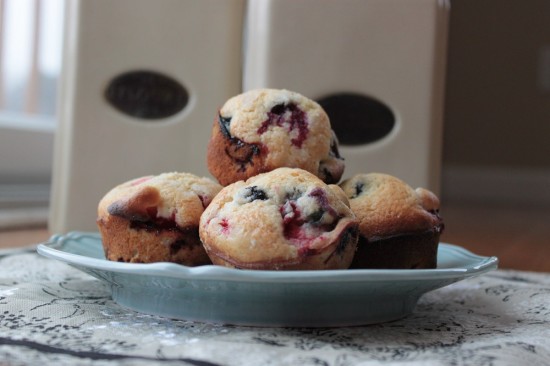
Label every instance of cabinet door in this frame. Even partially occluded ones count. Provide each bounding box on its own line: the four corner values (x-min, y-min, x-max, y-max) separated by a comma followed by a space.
50, 0, 245, 232
244, 0, 449, 193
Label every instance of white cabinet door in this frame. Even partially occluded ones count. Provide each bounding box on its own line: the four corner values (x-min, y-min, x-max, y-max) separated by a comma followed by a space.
50, 0, 245, 232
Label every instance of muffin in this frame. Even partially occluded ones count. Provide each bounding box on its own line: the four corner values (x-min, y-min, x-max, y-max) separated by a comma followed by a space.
339, 173, 444, 269
199, 168, 359, 270
207, 88, 345, 186
97, 172, 222, 265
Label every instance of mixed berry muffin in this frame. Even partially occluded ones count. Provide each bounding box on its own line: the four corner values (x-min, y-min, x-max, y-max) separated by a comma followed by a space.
207, 88, 345, 186
97, 172, 222, 265
339, 173, 444, 269
199, 168, 359, 270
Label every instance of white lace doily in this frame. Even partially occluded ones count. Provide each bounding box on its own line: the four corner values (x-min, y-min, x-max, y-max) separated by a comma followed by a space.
1, 251, 549, 366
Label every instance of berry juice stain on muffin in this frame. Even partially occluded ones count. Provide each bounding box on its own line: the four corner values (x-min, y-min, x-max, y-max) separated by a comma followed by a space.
308, 187, 338, 220
257, 103, 308, 148
207, 89, 345, 186
279, 187, 340, 252
199, 168, 359, 270
279, 200, 305, 242
219, 218, 230, 235
125, 208, 178, 234
218, 114, 264, 173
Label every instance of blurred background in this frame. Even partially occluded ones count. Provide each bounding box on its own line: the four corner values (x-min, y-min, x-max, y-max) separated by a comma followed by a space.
0, 0, 548, 271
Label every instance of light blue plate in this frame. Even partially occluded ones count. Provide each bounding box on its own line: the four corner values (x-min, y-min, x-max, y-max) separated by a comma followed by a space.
37, 231, 498, 327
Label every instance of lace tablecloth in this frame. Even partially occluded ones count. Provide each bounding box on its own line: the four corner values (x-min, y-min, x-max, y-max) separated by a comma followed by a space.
1, 249, 549, 366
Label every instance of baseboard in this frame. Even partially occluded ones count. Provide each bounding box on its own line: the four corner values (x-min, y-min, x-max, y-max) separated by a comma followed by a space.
0, 206, 49, 230
0, 184, 50, 229
441, 165, 550, 206
0, 184, 50, 205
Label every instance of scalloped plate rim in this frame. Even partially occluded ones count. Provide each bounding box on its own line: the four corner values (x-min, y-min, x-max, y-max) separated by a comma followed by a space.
37, 231, 499, 283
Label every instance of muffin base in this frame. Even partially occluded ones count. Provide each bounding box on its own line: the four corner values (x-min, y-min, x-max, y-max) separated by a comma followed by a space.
350, 229, 441, 269
97, 216, 211, 266
204, 225, 359, 271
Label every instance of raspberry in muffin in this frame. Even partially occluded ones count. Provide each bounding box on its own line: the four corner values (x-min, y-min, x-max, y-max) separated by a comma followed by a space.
207, 89, 345, 186
339, 173, 444, 269
199, 168, 358, 270
97, 172, 222, 265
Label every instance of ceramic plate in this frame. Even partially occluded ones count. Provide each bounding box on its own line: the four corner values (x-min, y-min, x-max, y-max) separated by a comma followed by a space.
37, 231, 498, 327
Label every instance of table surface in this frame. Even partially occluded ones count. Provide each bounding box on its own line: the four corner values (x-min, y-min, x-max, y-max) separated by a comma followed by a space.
1, 247, 549, 366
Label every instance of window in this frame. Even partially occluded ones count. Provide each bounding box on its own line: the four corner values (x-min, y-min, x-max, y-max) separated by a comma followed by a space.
0, 0, 64, 228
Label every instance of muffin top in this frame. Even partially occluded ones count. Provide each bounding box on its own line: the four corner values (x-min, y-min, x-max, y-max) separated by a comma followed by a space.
217, 89, 344, 182
199, 168, 356, 267
339, 173, 443, 240
98, 172, 222, 229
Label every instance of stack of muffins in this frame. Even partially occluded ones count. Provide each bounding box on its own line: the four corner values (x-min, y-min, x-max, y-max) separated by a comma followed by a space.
97, 89, 444, 270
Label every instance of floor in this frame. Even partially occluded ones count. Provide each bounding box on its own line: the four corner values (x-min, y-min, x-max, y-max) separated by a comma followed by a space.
440, 201, 550, 273
1, 202, 549, 272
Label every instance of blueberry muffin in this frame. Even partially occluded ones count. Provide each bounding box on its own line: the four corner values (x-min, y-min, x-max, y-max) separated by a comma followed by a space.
199, 168, 358, 270
97, 172, 222, 265
207, 89, 345, 186
339, 173, 444, 269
